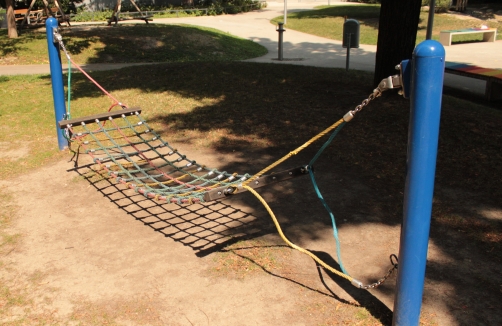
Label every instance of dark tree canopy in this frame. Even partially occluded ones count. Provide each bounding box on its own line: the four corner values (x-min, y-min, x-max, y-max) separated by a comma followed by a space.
373, 0, 422, 86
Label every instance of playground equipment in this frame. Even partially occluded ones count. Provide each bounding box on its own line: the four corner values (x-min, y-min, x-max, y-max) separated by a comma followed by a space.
46, 17, 445, 326
18, 0, 69, 27
107, 0, 153, 26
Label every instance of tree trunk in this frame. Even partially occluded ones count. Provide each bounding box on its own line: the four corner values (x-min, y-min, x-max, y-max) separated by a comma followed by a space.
6, 0, 18, 38
456, 0, 468, 12
373, 0, 422, 87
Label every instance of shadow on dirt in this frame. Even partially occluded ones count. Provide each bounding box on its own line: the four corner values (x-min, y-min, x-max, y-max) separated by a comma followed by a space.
63, 62, 501, 326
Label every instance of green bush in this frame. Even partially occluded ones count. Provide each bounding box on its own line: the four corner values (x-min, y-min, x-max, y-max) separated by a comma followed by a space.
341, 0, 381, 3
68, 0, 264, 22
422, 0, 452, 12
207, 0, 263, 15
71, 10, 113, 22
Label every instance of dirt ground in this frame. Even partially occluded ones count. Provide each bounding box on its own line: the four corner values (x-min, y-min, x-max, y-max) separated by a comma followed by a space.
1, 130, 500, 325
0, 143, 395, 325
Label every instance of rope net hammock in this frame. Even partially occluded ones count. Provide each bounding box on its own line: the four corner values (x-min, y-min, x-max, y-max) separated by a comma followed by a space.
61, 107, 257, 204
54, 28, 402, 287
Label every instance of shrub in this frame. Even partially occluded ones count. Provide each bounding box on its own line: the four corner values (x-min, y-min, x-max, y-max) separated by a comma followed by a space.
68, 0, 264, 21
422, 0, 452, 13
341, 0, 381, 3
71, 10, 113, 22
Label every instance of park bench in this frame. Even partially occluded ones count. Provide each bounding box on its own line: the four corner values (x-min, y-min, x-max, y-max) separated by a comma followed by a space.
445, 62, 502, 101
439, 28, 497, 46
14, 9, 43, 24
15, 7, 70, 27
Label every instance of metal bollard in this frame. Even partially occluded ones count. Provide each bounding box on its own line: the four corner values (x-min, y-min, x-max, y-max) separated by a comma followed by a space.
392, 40, 445, 326
276, 22, 286, 61
345, 33, 351, 70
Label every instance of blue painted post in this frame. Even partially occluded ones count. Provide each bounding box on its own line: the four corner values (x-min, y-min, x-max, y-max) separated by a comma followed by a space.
45, 17, 67, 150
392, 40, 445, 325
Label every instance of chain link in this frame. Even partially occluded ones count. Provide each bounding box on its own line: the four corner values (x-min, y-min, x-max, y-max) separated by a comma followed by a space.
352, 89, 382, 114
53, 29, 71, 61
343, 89, 382, 122
343, 74, 403, 123
362, 254, 399, 289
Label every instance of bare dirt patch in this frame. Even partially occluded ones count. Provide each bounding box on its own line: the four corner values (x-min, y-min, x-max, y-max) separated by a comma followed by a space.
1, 134, 500, 325
0, 142, 30, 160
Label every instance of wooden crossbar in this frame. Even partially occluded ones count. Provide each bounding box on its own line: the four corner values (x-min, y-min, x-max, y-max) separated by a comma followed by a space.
58, 107, 142, 129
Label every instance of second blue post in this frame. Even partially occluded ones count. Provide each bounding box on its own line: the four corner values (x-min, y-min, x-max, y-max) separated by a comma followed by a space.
392, 40, 445, 325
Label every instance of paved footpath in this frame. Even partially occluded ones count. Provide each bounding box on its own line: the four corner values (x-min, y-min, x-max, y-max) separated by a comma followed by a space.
1, 0, 501, 96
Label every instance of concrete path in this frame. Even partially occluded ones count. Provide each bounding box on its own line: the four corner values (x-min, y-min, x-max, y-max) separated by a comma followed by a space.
1, 0, 501, 97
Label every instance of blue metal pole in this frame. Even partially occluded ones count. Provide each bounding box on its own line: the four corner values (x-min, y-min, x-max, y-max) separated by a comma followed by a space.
45, 17, 67, 150
392, 40, 445, 326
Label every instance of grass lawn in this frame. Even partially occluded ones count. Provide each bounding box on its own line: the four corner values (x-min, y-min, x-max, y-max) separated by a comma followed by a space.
0, 24, 267, 65
0, 62, 500, 200
272, 4, 502, 45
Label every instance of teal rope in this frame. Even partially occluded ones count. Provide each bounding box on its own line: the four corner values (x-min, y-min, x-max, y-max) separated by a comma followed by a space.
71, 113, 251, 203
66, 57, 71, 119
308, 122, 349, 275
62, 58, 72, 142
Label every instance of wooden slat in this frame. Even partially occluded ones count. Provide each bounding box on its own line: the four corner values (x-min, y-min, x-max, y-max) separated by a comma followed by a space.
58, 107, 142, 129
445, 67, 491, 81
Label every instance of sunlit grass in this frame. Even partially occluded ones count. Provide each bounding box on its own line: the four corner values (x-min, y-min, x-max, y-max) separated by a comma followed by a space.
272, 4, 502, 45
0, 24, 267, 65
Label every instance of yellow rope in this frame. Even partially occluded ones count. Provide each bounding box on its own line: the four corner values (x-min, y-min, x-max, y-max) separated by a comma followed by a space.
242, 118, 344, 187
243, 185, 353, 282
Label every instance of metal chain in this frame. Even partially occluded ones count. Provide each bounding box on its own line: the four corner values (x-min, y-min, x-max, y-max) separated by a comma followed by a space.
362, 254, 399, 289
346, 76, 402, 288
342, 89, 381, 122
343, 74, 402, 123
352, 89, 382, 115
53, 29, 71, 61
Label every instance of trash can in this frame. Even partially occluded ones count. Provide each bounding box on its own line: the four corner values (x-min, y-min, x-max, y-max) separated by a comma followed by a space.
343, 19, 360, 48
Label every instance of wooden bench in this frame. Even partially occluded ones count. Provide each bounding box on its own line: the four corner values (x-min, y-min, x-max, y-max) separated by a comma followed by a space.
439, 28, 497, 46
445, 62, 502, 101
14, 8, 44, 24
14, 9, 28, 22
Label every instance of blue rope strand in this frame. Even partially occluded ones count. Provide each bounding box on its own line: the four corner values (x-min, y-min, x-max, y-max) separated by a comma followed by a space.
308, 122, 349, 275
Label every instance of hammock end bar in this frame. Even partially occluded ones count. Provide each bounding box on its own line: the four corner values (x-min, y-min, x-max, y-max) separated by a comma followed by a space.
203, 166, 309, 202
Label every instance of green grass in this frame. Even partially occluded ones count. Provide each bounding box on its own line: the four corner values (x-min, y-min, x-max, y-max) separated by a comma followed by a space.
272, 5, 381, 45
152, 10, 208, 18
272, 4, 502, 45
1, 63, 501, 206
0, 24, 267, 65
0, 74, 66, 177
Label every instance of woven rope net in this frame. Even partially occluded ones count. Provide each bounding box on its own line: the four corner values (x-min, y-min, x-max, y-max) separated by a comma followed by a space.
67, 108, 251, 204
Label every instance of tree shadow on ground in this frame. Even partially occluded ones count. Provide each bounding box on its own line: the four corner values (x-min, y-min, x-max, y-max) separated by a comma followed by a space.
58, 24, 266, 64
0, 29, 46, 57
62, 62, 501, 326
